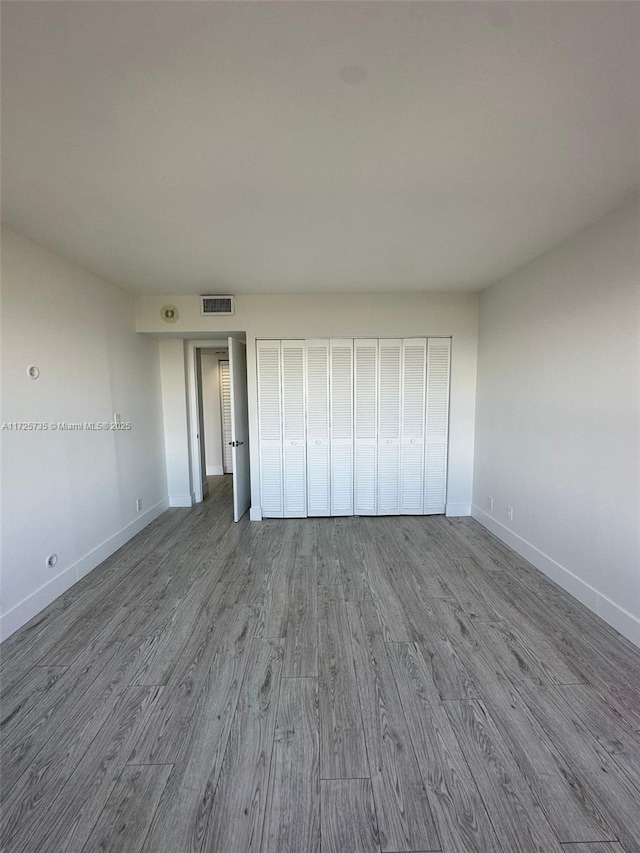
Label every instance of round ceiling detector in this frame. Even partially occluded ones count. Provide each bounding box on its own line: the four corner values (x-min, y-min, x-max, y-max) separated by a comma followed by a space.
161, 304, 180, 324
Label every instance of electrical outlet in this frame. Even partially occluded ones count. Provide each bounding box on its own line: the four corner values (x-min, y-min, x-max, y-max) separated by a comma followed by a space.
507, 505, 514, 522
136, 499, 143, 512
487, 496, 494, 512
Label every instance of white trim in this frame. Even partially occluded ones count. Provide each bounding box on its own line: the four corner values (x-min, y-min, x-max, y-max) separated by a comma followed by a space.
471, 505, 640, 648
0, 497, 170, 642
170, 494, 193, 508
206, 465, 224, 476
249, 506, 263, 521
445, 502, 471, 517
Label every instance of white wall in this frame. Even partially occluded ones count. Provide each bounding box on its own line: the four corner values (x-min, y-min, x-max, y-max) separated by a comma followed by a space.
201, 353, 224, 475
0, 227, 168, 640
473, 194, 640, 646
136, 292, 480, 518
158, 338, 192, 506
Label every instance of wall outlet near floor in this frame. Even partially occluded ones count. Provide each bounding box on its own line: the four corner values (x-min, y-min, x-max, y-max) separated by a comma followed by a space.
487, 496, 494, 512
136, 498, 143, 512
507, 505, 514, 522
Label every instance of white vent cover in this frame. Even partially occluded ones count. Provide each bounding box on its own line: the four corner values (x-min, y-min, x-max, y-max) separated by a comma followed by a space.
201, 295, 235, 315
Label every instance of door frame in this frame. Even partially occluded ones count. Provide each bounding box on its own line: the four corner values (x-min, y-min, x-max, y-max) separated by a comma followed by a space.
186, 336, 247, 505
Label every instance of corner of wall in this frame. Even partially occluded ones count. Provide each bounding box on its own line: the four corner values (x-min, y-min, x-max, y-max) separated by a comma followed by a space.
0, 497, 170, 642
471, 505, 640, 648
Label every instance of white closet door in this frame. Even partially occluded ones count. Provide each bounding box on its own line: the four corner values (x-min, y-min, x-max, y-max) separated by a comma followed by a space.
219, 360, 233, 474
257, 339, 283, 518
306, 339, 331, 516
330, 339, 354, 516
424, 337, 451, 514
400, 338, 427, 514
354, 339, 378, 515
377, 339, 402, 515
281, 340, 307, 517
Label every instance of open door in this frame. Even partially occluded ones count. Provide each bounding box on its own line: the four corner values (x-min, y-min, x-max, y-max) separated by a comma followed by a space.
228, 337, 251, 522
194, 350, 208, 500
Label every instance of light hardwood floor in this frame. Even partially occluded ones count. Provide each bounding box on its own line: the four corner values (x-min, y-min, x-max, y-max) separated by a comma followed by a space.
1, 476, 640, 853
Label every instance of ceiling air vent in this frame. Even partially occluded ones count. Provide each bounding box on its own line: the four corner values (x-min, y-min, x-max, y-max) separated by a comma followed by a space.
201, 295, 235, 316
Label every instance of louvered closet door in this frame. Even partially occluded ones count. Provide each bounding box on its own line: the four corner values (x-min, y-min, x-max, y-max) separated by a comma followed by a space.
377, 339, 402, 515
400, 338, 426, 514
281, 341, 307, 517
219, 360, 233, 473
257, 340, 283, 518
424, 337, 451, 514
354, 339, 378, 515
306, 339, 331, 516
330, 339, 354, 515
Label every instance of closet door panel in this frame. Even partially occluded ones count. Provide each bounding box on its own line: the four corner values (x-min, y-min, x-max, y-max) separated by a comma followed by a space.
354, 339, 378, 515
257, 340, 283, 518
219, 360, 233, 474
400, 338, 426, 514
330, 339, 354, 516
306, 339, 331, 516
424, 337, 451, 514
377, 339, 402, 515
281, 340, 307, 517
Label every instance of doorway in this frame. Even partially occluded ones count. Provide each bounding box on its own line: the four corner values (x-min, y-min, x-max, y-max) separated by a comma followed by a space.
188, 336, 251, 522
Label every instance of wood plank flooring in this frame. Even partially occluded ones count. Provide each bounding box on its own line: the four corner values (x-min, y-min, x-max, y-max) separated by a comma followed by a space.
2, 476, 640, 853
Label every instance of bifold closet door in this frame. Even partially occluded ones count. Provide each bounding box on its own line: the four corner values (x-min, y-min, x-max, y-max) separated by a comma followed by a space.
377, 339, 402, 515
257, 339, 283, 518
306, 339, 331, 516
354, 339, 378, 515
281, 340, 306, 517
400, 338, 427, 514
424, 337, 451, 514
330, 339, 354, 515
257, 336, 450, 519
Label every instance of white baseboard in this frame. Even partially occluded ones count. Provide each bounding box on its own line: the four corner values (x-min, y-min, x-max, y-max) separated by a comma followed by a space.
170, 494, 193, 508
249, 506, 263, 521
446, 502, 471, 517
206, 465, 224, 476
0, 497, 170, 642
471, 504, 640, 648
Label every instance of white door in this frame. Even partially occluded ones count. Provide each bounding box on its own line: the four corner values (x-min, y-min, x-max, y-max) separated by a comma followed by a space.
257, 339, 283, 517
377, 339, 402, 514
306, 339, 331, 516
219, 360, 233, 474
400, 338, 426, 514
330, 338, 354, 515
256, 336, 450, 520
281, 340, 307, 517
354, 339, 378, 515
424, 337, 451, 514
195, 350, 209, 499
228, 337, 251, 522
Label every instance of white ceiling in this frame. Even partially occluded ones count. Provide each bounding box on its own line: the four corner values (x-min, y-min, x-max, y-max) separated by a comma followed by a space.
2, 1, 639, 296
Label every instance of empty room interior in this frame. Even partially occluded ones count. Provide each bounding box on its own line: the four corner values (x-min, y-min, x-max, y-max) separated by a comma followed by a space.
1, 2, 639, 852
